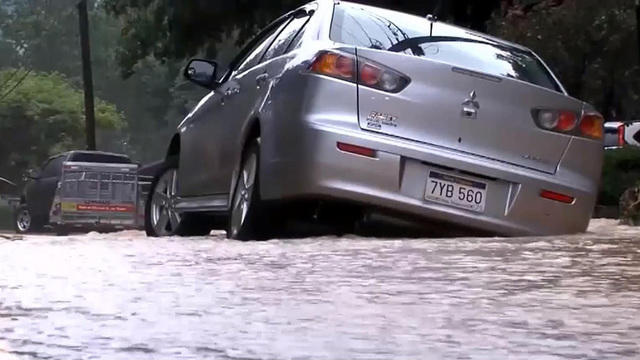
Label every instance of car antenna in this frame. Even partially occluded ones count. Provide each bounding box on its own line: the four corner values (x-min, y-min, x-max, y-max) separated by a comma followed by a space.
426, 14, 437, 36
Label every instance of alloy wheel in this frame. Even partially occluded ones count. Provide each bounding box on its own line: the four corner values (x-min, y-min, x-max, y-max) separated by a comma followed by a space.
16, 209, 31, 232
230, 152, 257, 238
150, 169, 181, 236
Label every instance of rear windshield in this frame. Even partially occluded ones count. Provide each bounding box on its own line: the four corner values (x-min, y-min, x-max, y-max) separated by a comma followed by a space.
68, 153, 132, 164
330, 3, 562, 92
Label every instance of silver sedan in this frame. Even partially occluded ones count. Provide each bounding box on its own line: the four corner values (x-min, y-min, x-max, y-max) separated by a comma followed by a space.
145, 1, 604, 239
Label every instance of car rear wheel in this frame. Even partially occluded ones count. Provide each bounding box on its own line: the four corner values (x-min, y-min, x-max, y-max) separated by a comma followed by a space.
145, 159, 212, 237
227, 139, 273, 241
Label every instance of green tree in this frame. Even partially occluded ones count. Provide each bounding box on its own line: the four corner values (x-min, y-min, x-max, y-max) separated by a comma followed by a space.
489, 0, 640, 120
0, 0, 184, 161
0, 69, 125, 183
0, 0, 82, 75
103, 0, 502, 78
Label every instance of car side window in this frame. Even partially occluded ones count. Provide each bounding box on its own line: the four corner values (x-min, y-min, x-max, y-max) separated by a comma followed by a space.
234, 19, 290, 75
40, 156, 65, 178
262, 13, 311, 62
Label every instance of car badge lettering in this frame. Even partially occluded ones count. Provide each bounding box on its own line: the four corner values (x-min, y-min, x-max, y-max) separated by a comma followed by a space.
366, 111, 399, 130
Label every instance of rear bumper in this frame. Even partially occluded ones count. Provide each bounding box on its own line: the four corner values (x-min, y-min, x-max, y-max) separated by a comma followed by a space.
261, 119, 602, 237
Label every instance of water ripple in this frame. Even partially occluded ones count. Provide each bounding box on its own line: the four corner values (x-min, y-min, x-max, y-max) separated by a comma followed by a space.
0, 219, 638, 359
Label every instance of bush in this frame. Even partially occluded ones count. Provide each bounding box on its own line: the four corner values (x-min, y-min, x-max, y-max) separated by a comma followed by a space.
599, 147, 640, 206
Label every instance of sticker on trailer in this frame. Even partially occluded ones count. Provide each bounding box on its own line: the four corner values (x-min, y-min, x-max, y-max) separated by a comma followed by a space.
62, 202, 135, 213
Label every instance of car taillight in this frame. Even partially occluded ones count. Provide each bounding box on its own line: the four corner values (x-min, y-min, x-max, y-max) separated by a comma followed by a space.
310, 51, 355, 81
579, 113, 604, 140
309, 51, 410, 93
617, 124, 625, 146
535, 110, 578, 132
533, 109, 604, 140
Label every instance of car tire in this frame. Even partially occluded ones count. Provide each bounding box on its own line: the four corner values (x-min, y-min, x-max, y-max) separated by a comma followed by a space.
227, 139, 277, 241
14, 205, 33, 234
145, 158, 212, 237
13, 205, 45, 234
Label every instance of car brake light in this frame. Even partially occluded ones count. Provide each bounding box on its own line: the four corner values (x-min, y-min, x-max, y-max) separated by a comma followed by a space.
557, 111, 578, 132
309, 51, 410, 93
310, 52, 355, 81
535, 110, 578, 132
579, 113, 604, 140
533, 109, 603, 140
360, 64, 382, 87
337, 142, 377, 158
540, 190, 575, 204
618, 124, 625, 146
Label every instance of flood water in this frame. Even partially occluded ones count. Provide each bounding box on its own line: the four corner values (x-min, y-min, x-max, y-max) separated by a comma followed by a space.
0, 219, 639, 360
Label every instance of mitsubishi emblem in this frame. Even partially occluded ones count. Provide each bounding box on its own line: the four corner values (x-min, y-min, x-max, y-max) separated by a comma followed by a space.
462, 90, 480, 110
461, 90, 479, 119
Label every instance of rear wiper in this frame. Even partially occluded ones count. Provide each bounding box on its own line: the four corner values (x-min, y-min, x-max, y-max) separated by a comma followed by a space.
387, 36, 513, 54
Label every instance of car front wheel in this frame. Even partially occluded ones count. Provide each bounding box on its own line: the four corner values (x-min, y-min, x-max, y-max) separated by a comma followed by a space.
14, 205, 32, 234
145, 159, 212, 237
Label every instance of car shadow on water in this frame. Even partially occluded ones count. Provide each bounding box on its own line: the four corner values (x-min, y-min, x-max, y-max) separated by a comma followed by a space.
279, 212, 497, 240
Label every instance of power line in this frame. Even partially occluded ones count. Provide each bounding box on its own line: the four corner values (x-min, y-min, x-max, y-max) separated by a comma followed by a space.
0, 69, 32, 103
0, 68, 21, 92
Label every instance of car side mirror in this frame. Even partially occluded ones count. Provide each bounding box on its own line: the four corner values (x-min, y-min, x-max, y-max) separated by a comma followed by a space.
184, 59, 219, 89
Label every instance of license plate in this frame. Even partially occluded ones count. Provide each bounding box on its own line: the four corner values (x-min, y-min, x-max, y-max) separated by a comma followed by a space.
425, 171, 487, 213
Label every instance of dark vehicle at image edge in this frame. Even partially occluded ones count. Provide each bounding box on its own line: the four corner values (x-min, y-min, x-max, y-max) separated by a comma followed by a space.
14, 151, 132, 234
145, 1, 604, 240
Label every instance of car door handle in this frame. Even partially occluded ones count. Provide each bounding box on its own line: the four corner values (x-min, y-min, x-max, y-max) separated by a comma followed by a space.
256, 73, 269, 87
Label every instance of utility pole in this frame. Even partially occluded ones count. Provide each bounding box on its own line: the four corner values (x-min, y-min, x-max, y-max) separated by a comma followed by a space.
78, 0, 96, 151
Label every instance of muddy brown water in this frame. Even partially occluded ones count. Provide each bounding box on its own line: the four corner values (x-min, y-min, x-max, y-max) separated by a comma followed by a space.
0, 219, 638, 359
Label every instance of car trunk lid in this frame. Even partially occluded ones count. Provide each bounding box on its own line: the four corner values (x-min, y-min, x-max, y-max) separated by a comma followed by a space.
356, 48, 583, 174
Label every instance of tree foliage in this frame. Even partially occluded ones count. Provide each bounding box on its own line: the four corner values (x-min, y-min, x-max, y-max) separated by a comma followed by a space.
0, 69, 125, 183
0, 0, 82, 75
489, 0, 640, 120
0, 0, 191, 162
103, 0, 501, 78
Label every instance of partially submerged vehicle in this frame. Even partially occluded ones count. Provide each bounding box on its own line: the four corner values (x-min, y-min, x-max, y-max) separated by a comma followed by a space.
146, 1, 604, 239
15, 151, 148, 234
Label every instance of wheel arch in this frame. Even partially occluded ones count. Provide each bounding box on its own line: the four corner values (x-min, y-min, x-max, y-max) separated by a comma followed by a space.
242, 118, 262, 151
228, 118, 262, 210
166, 134, 181, 161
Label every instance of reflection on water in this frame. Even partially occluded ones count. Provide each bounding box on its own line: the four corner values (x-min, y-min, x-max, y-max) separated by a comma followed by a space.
0, 219, 638, 359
